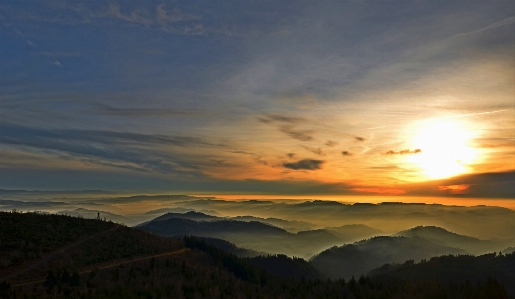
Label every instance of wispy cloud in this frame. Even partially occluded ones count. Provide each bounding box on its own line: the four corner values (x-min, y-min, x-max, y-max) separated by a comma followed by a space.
104, 3, 152, 25
0, 123, 223, 176
438, 184, 470, 194
301, 145, 325, 156
156, 4, 200, 25
229, 150, 268, 166
92, 103, 200, 117
105, 3, 201, 28
258, 114, 314, 141
383, 149, 422, 155
325, 140, 338, 147
279, 127, 314, 141
257, 114, 305, 124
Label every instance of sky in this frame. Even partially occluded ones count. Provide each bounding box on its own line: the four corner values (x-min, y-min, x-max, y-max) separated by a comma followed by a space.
1, 0, 514, 198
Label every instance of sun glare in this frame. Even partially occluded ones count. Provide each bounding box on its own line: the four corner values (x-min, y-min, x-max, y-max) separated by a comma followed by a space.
408, 119, 477, 179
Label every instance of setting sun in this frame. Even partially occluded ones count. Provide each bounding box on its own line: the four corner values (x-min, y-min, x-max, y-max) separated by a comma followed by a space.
408, 119, 478, 179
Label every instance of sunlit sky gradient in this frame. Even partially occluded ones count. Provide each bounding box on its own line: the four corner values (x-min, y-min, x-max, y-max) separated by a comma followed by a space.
1, 1, 514, 198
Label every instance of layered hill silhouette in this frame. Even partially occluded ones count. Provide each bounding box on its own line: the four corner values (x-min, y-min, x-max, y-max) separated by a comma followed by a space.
137, 211, 387, 257
157, 200, 515, 240
394, 225, 500, 255
143, 211, 317, 232
151, 211, 220, 222
310, 225, 515, 280
138, 217, 341, 258
189, 236, 265, 257
232, 215, 316, 232
1, 211, 512, 299
325, 224, 384, 242
310, 235, 466, 280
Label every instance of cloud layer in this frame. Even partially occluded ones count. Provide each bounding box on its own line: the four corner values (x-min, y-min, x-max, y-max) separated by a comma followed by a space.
0, 0, 514, 197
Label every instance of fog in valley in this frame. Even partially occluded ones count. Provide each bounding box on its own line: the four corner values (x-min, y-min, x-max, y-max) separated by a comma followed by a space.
2, 190, 514, 280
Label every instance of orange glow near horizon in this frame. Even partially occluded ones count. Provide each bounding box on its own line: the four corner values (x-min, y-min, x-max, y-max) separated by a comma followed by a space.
190, 194, 515, 211
351, 187, 407, 195
438, 184, 471, 194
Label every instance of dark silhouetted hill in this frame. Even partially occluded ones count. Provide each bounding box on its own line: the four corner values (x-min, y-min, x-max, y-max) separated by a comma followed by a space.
140, 211, 316, 233
246, 254, 324, 280
139, 217, 343, 258
144, 207, 223, 216
369, 252, 515, 297
232, 215, 316, 232
310, 235, 465, 280
140, 218, 287, 236
191, 237, 265, 257
151, 211, 221, 222
394, 225, 501, 255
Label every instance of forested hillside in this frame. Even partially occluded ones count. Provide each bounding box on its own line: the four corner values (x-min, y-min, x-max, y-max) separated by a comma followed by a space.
370, 252, 515, 296
310, 236, 465, 279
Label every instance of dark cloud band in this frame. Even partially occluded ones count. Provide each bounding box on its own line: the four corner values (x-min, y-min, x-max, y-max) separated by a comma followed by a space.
283, 159, 323, 170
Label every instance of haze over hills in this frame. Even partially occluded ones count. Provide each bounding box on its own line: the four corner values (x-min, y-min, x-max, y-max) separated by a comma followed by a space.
138, 210, 515, 271
148, 211, 318, 234
394, 225, 501, 255
310, 235, 466, 280
2, 192, 515, 242
2, 211, 513, 299
151, 211, 220, 222
325, 224, 384, 242
2, 193, 514, 260
133, 198, 515, 240
144, 207, 223, 217
309, 225, 515, 279
139, 217, 342, 258
232, 216, 316, 233
190, 237, 265, 258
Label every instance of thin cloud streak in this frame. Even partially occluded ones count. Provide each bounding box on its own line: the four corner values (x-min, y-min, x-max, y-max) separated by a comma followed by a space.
364, 110, 508, 130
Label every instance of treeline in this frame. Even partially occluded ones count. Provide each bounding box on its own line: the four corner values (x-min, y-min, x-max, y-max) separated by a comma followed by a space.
371, 251, 515, 296
2, 236, 508, 298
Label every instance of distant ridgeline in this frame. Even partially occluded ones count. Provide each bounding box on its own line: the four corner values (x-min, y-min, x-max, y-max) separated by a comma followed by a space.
1, 211, 514, 298
139, 211, 515, 277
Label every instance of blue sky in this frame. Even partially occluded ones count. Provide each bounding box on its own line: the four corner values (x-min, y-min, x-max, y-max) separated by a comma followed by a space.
1, 0, 514, 197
